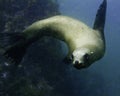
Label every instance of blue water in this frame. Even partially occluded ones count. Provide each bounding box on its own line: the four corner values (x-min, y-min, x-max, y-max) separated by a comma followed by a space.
0, 0, 120, 96
58, 0, 120, 96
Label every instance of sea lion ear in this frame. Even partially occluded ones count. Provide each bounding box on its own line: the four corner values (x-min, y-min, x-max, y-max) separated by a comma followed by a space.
93, 0, 107, 39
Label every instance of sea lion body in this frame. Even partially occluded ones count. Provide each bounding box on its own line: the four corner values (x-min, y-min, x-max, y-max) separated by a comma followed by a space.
23, 15, 105, 64
0, 0, 107, 69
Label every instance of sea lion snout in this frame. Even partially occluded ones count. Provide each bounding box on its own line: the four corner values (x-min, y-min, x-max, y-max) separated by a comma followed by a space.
73, 61, 85, 69
75, 61, 79, 65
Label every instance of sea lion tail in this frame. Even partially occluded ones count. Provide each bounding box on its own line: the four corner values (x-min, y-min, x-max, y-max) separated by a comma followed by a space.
0, 32, 29, 65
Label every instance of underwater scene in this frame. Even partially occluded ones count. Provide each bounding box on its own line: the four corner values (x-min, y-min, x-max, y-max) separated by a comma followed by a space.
0, 0, 120, 96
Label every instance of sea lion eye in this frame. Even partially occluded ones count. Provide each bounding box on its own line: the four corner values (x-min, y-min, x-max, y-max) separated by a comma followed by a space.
69, 54, 74, 61
71, 54, 74, 59
84, 54, 89, 61
65, 55, 74, 63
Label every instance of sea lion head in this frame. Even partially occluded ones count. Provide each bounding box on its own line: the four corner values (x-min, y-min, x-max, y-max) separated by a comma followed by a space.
71, 48, 93, 69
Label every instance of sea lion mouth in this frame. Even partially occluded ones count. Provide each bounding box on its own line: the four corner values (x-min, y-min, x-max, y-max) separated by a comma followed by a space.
73, 63, 86, 69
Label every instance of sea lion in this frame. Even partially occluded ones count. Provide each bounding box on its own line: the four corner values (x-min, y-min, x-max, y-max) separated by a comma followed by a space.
0, 0, 107, 69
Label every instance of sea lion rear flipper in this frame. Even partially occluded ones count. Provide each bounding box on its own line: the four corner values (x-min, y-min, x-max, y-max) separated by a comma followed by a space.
93, 0, 107, 39
0, 32, 28, 65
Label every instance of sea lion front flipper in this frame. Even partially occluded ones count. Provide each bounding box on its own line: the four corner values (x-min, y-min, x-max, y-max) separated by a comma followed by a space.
93, 0, 107, 39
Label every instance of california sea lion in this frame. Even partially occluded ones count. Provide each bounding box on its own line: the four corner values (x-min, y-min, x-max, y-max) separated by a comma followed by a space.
0, 0, 107, 69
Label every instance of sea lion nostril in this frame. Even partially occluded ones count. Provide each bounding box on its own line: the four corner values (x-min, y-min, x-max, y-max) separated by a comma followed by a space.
75, 61, 79, 65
